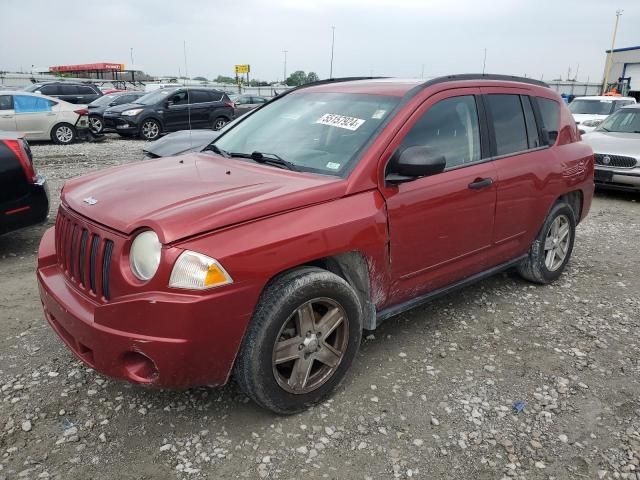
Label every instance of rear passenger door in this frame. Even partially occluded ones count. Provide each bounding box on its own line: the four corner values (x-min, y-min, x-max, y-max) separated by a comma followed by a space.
0, 95, 17, 132
188, 90, 214, 128
381, 89, 498, 304
481, 88, 553, 263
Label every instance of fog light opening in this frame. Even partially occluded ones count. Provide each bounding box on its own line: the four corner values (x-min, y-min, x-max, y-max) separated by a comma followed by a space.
123, 351, 159, 383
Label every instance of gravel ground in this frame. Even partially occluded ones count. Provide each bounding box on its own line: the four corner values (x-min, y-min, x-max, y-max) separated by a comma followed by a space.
0, 135, 639, 480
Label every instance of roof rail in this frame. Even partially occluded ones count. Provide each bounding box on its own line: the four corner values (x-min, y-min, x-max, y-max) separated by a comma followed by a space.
274, 76, 388, 97
422, 73, 549, 89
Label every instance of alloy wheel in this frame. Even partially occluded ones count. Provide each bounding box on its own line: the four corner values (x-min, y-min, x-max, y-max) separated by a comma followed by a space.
56, 126, 73, 143
544, 214, 571, 271
142, 121, 159, 139
89, 117, 103, 133
214, 119, 226, 130
272, 297, 349, 394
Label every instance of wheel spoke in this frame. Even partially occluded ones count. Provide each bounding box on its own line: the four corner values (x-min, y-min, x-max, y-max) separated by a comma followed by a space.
316, 307, 343, 339
296, 303, 315, 335
288, 356, 313, 390
544, 236, 554, 250
558, 224, 570, 242
316, 342, 341, 368
274, 336, 303, 364
545, 248, 555, 269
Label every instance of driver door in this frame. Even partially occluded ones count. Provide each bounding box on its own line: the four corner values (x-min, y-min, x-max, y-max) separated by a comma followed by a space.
379, 89, 498, 305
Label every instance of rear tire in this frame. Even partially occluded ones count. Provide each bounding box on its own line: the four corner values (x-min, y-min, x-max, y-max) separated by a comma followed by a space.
234, 267, 362, 414
89, 115, 103, 134
517, 202, 576, 284
51, 123, 76, 145
212, 116, 228, 131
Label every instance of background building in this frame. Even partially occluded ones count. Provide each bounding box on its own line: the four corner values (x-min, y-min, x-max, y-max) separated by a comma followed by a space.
603, 45, 640, 100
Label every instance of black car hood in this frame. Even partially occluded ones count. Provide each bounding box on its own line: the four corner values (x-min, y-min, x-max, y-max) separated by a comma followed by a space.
103, 102, 145, 114
143, 129, 220, 158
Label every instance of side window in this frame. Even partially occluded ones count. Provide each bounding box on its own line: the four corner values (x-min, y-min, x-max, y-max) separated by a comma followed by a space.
253, 97, 268, 104
40, 85, 60, 95
536, 97, 560, 144
60, 85, 80, 95
115, 95, 132, 105
399, 95, 481, 168
0, 95, 13, 110
521, 96, 541, 148
170, 91, 189, 105
14, 95, 54, 113
236, 96, 250, 105
77, 86, 97, 95
486, 94, 529, 156
209, 91, 223, 102
189, 91, 210, 104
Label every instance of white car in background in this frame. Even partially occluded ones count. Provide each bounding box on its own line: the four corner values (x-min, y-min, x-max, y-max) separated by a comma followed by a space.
0, 90, 90, 144
569, 95, 636, 133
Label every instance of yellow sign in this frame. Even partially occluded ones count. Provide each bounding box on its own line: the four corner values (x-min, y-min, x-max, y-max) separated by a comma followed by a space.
235, 64, 250, 74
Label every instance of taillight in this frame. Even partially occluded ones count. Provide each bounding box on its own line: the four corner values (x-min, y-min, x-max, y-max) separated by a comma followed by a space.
3, 139, 36, 183
225, 101, 235, 108
74, 108, 89, 116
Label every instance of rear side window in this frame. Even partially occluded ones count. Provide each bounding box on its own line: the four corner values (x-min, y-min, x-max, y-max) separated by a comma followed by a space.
486, 94, 528, 156
536, 97, 560, 143
14, 95, 55, 113
400, 95, 481, 168
40, 85, 61, 95
0, 95, 13, 110
190, 90, 211, 103
208, 91, 224, 102
77, 86, 97, 95
59, 85, 80, 95
521, 96, 541, 148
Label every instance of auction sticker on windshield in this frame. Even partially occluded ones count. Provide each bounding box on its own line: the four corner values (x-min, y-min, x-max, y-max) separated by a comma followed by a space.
316, 113, 365, 131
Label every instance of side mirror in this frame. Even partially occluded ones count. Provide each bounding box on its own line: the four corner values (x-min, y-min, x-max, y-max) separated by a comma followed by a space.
386, 146, 446, 184
108, 102, 117, 107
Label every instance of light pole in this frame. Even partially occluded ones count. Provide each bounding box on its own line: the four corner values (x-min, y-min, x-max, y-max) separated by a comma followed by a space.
130, 47, 134, 66
283, 50, 288, 84
329, 26, 335, 78
482, 48, 487, 74
602, 9, 623, 94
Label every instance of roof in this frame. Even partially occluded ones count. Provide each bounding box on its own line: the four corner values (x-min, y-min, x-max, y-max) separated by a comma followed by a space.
294, 74, 550, 97
606, 45, 640, 53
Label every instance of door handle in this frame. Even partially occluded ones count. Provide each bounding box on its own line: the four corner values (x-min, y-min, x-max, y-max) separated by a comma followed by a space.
468, 177, 493, 190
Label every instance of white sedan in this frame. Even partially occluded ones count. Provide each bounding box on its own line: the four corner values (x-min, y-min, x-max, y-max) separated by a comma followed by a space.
0, 90, 90, 144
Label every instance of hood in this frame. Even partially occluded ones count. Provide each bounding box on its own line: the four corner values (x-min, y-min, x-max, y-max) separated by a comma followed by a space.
62, 153, 344, 243
104, 102, 144, 114
143, 129, 219, 158
572, 113, 607, 124
581, 131, 640, 158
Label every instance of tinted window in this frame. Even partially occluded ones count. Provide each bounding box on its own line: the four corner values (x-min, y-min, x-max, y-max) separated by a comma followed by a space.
190, 90, 211, 103
486, 94, 528, 156
14, 95, 55, 113
521, 96, 541, 148
39, 85, 61, 95
169, 91, 189, 105
536, 97, 560, 143
59, 85, 80, 95
208, 91, 223, 101
77, 86, 97, 95
400, 95, 481, 168
0, 95, 13, 110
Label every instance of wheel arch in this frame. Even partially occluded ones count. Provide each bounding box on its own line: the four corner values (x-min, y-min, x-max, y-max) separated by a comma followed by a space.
556, 190, 583, 224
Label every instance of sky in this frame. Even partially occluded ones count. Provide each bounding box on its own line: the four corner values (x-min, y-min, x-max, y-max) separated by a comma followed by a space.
1, 0, 638, 83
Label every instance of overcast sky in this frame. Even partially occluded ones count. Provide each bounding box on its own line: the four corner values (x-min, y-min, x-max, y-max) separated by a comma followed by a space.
2, 0, 638, 83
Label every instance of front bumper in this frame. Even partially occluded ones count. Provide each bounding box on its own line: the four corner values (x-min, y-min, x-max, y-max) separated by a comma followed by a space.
37, 227, 255, 388
103, 114, 140, 133
595, 166, 640, 191
0, 176, 49, 235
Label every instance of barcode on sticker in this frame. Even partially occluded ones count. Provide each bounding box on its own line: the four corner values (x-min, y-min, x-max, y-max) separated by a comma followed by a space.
316, 113, 365, 131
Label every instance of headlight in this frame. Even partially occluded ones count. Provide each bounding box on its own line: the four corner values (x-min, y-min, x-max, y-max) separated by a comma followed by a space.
130, 230, 162, 281
582, 119, 603, 127
121, 108, 144, 116
169, 251, 233, 290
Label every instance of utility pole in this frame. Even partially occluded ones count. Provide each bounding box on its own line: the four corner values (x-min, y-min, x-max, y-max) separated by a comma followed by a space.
602, 9, 623, 94
283, 50, 288, 84
329, 26, 336, 78
482, 48, 487, 74
130, 47, 134, 66
421, 64, 424, 79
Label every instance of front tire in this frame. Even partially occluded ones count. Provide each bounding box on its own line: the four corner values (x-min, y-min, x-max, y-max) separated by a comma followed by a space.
51, 123, 76, 145
234, 267, 362, 414
517, 202, 576, 284
140, 119, 161, 140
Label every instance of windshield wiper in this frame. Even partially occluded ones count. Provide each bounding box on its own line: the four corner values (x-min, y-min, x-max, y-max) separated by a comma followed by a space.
207, 144, 230, 158
229, 151, 298, 171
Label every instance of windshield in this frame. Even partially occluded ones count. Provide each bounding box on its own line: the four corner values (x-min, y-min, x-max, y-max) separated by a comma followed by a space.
213, 92, 400, 175
135, 89, 176, 106
596, 109, 640, 133
89, 94, 118, 106
569, 99, 615, 115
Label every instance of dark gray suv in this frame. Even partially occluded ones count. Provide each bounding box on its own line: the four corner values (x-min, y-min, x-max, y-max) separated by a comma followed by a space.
24, 82, 103, 104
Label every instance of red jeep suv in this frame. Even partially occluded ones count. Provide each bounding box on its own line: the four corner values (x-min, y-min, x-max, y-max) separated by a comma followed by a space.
37, 75, 594, 414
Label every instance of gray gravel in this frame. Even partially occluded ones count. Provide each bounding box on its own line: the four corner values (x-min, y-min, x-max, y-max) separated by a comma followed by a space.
0, 135, 639, 480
